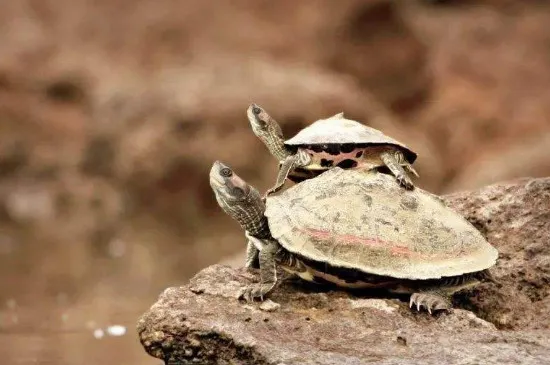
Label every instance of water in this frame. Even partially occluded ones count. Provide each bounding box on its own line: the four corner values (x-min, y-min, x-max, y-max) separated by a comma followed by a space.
0, 208, 242, 364
0, 220, 198, 365
0, 300, 161, 365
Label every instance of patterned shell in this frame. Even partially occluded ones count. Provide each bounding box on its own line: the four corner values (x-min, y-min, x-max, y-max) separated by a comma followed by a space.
264, 169, 498, 280
284, 113, 417, 163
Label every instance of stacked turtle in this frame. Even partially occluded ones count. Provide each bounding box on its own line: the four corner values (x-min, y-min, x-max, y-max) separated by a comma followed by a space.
209, 104, 498, 315
246, 104, 419, 194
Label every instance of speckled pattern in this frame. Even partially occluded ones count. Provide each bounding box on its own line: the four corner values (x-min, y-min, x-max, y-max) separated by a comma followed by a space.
138, 265, 550, 365
265, 169, 498, 279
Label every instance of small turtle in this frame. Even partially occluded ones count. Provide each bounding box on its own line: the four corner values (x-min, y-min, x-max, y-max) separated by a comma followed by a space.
210, 161, 498, 314
247, 104, 419, 196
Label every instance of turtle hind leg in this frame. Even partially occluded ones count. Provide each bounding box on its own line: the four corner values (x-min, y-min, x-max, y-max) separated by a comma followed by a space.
409, 289, 452, 314
408, 272, 489, 314
380, 151, 415, 190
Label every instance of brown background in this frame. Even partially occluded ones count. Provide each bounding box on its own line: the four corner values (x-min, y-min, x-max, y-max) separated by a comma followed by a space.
1, 0, 550, 364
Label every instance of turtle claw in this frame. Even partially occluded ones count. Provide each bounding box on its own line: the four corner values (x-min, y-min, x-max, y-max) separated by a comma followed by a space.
238, 284, 273, 302
238, 286, 257, 302
409, 292, 451, 314
262, 190, 275, 201
397, 174, 414, 190
264, 187, 279, 198
405, 165, 420, 178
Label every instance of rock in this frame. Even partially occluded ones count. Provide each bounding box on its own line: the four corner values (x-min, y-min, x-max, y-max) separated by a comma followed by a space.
444, 177, 550, 330
259, 299, 281, 313
137, 177, 550, 364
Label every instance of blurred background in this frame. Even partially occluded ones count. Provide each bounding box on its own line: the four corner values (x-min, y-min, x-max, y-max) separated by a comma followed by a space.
1, 0, 550, 364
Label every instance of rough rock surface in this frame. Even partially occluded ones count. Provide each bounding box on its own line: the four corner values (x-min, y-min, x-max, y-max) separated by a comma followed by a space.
137, 177, 550, 364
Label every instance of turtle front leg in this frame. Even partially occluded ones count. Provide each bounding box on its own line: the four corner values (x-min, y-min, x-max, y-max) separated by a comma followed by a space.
409, 289, 452, 314
245, 240, 260, 269
265, 150, 312, 197
380, 151, 415, 190
239, 233, 279, 301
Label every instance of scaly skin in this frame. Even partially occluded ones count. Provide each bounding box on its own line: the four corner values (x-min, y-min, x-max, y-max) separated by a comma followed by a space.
210, 161, 305, 300
246, 104, 291, 162
409, 290, 452, 314
245, 241, 260, 269
246, 104, 418, 195
240, 232, 278, 301
267, 149, 312, 195
209, 161, 484, 314
380, 150, 415, 190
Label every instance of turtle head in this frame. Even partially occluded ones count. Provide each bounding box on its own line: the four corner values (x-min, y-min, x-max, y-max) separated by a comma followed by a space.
209, 161, 266, 233
247, 104, 288, 160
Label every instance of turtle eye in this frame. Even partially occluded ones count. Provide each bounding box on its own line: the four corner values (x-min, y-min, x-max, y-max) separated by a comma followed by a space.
220, 167, 232, 177
252, 106, 262, 115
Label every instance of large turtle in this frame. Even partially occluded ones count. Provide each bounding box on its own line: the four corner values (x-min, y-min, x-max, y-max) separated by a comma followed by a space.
247, 104, 419, 196
210, 161, 498, 314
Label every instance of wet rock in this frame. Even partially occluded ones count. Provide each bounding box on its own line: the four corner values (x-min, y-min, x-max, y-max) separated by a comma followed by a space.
138, 177, 550, 364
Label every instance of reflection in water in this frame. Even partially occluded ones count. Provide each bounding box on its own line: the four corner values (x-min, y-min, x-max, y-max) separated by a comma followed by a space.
0, 215, 242, 365
0, 302, 159, 365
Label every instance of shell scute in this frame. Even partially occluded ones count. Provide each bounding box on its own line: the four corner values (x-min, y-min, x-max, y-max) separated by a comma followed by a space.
284, 114, 417, 163
264, 169, 498, 279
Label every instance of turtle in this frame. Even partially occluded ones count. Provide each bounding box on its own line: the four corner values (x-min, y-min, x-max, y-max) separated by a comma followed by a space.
209, 161, 498, 314
247, 103, 419, 196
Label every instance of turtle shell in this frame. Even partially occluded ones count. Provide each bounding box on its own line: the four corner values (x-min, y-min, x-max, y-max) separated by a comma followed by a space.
284, 113, 417, 163
264, 169, 498, 280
